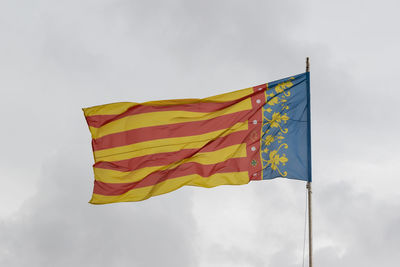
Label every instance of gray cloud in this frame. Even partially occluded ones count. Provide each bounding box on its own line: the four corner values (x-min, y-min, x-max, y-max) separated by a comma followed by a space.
314, 181, 400, 267
1, 0, 399, 266
0, 145, 197, 267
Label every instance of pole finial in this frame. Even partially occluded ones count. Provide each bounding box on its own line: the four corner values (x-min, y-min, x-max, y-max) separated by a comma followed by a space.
306, 57, 310, 72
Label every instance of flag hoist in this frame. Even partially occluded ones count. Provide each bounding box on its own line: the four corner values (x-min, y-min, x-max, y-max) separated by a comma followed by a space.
83, 59, 313, 266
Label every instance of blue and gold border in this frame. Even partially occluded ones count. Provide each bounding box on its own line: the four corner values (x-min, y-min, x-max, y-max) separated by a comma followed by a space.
261, 73, 310, 181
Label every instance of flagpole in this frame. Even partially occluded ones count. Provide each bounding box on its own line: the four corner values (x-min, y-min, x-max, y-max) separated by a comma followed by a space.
306, 57, 313, 267
307, 181, 312, 267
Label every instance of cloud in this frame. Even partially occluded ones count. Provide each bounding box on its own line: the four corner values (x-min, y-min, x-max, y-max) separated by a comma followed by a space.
191, 181, 400, 267
314, 181, 400, 267
0, 145, 197, 267
1, 0, 400, 266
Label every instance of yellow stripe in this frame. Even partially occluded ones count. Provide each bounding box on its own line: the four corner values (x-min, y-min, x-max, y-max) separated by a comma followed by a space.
90, 171, 249, 204
204, 87, 253, 102
89, 98, 252, 139
83, 102, 139, 117
83, 88, 254, 117
94, 121, 248, 162
94, 143, 247, 183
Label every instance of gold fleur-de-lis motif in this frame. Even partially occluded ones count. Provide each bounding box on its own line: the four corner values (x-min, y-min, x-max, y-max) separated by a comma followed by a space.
264, 135, 275, 146
266, 151, 288, 176
264, 144, 288, 177
265, 112, 289, 133
267, 97, 279, 106
275, 77, 294, 96
262, 77, 295, 178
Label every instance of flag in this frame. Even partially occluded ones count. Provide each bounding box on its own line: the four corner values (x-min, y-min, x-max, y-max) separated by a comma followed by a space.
83, 72, 311, 204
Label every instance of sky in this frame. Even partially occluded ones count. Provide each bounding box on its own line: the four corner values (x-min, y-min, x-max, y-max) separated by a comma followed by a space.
1, 0, 399, 266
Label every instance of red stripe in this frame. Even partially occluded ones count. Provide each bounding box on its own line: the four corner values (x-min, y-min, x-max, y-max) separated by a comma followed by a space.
93, 158, 248, 196
92, 109, 254, 151
86, 100, 244, 128
94, 130, 249, 171
247, 88, 265, 180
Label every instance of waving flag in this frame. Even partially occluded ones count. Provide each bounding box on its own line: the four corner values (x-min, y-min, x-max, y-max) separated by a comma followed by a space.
83, 73, 311, 204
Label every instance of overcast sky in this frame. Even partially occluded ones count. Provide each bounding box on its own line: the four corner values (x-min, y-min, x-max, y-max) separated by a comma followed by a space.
1, 0, 399, 266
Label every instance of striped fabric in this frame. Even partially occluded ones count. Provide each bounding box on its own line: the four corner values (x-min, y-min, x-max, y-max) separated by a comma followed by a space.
83, 73, 311, 204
